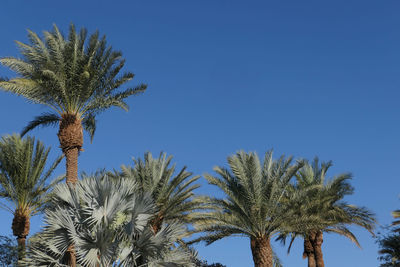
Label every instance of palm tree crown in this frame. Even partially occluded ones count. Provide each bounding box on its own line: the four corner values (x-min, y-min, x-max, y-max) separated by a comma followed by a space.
280, 158, 376, 267
116, 152, 202, 233
0, 134, 62, 258
191, 150, 305, 267
0, 24, 147, 184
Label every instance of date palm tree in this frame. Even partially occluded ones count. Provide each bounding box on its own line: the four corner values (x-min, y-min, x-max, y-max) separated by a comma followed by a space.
0, 24, 147, 185
117, 152, 202, 234
279, 158, 376, 267
0, 134, 62, 260
190, 150, 306, 267
21, 175, 195, 266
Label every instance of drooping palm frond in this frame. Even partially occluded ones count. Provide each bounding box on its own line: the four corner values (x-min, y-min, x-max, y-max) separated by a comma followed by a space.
0, 23, 147, 138
0, 134, 63, 215
21, 175, 195, 267
21, 113, 60, 137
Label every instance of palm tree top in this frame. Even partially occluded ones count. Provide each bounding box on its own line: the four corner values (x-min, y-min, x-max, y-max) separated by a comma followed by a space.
0, 134, 63, 216
279, 157, 376, 253
0, 23, 147, 140
118, 152, 201, 224
191, 150, 305, 244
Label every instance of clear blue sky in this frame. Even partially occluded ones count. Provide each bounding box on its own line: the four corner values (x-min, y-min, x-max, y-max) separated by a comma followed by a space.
0, 1, 399, 266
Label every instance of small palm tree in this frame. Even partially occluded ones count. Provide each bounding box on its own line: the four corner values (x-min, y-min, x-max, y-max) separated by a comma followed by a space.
0, 24, 147, 185
0, 134, 62, 259
280, 158, 376, 267
21, 175, 195, 266
117, 152, 202, 234
190, 150, 305, 267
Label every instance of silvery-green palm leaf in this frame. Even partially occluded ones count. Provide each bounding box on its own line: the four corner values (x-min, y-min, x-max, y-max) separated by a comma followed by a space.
117, 152, 202, 234
190, 150, 305, 267
21, 175, 195, 267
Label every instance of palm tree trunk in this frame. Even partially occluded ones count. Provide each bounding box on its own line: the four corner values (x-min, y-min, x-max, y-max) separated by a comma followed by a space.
312, 230, 324, 267
65, 148, 79, 184
12, 209, 30, 260
58, 114, 83, 185
250, 235, 273, 267
58, 114, 83, 266
303, 235, 316, 267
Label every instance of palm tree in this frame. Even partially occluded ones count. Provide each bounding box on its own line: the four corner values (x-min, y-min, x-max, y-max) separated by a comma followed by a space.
116, 152, 202, 234
0, 24, 147, 185
0, 134, 63, 259
190, 150, 305, 267
21, 175, 195, 266
280, 158, 376, 267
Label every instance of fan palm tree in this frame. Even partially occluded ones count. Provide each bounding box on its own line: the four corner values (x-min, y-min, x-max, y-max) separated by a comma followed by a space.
0, 24, 147, 185
117, 152, 202, 234
21, 175, 195, 267
280, 158, 376, 267
189, 150, 306, 267
0, 134, 63, 259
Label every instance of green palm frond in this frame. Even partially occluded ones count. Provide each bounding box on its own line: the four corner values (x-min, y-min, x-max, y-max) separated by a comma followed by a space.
119, 152, 202, 228
20, 113, 60, 137
0, 23, 147, 139
191, 150, 305, 244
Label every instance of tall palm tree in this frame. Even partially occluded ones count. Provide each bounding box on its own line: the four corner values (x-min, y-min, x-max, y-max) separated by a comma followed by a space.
0, 134, 63, 259
21, 175, 195, 266
190, 150, 305, 267
280, 158, 376, 267
0, 24, 147, 185
116, 152, 202, 234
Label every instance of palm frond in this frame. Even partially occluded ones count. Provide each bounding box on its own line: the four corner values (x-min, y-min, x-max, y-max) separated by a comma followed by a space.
21, 113, 60, 137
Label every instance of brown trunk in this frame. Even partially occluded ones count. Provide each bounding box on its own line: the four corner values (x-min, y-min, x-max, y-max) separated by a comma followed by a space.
58, 113, 83, 185
65, 148, 79, 184
303, 235, 316, 267
151, 214, 164, 234
65, 244, 77, 267
313, 230, 324, 267
250, 236, 273, 267
58, 113, 82, 266
12, 209, 30, 260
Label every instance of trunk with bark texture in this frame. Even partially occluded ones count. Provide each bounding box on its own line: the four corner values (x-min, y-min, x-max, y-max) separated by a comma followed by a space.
303, 234, 316, 267
12, 209, 30, 260
313, 230, 324, 267
62, 244, 76, 267
250, 235, 273, 267
58, 113, 83, 185
151, 214, 164, 234
58, 113, 82, 266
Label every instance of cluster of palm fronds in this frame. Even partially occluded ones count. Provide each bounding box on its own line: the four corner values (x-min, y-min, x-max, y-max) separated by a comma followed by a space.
0, 24, 379, 267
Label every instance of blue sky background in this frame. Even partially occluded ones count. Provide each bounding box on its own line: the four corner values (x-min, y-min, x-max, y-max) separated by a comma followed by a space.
0, 0, 399, 266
